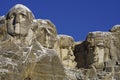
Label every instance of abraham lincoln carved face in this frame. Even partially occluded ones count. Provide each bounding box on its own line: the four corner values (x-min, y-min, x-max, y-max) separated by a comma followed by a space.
6, 4, 34, 37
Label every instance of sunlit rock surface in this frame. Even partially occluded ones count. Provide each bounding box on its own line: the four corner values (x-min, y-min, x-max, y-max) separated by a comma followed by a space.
1, 4, 120, 80
0, 4, 66, 80
0, 39, 66, 80
74, 25, 120, 80
56, 35, 76, 68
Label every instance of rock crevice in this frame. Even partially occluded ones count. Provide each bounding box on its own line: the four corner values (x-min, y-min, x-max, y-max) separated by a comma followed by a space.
0, 4, 120, 80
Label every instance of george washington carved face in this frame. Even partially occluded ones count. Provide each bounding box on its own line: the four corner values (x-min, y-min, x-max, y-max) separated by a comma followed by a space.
6, 4, 34, 37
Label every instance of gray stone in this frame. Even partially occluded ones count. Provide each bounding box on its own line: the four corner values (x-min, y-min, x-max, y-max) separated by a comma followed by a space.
1, 3, 120, 80
0, 4, 66, 80
6, 4, 34, 37
33, 19, 57, 49
56, 35, 76, 68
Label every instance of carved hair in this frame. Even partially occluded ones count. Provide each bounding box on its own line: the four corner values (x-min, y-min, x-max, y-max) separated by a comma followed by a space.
6, 4, 34, 23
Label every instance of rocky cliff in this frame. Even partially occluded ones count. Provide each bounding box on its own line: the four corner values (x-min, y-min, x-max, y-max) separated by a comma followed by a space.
0, 4, 120, 80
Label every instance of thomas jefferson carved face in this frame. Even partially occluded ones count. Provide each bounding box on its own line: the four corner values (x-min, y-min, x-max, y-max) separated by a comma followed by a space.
6, 4, 34, 37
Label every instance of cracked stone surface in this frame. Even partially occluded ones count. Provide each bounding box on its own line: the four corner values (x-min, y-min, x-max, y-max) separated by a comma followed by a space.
1, 4, 120, 80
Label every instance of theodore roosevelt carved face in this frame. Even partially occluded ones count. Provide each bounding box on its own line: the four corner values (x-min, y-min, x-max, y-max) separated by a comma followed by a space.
6, 4, 34, 37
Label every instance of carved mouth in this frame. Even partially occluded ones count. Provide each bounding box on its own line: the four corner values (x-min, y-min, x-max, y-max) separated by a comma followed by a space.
11, 33, 28, 37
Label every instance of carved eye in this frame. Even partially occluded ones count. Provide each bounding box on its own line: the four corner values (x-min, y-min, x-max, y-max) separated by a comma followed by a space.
21, 14, 26, 18
9, 15, 14, 19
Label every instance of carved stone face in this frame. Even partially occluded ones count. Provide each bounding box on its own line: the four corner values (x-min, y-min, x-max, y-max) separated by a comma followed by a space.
87, 32, 105, 68
6, 4, 34, 37
94, 44, 104, 64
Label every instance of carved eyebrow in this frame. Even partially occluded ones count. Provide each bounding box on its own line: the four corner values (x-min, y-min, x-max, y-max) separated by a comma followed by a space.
18, 11, 27, 16
6, 12, 15, 19
19, 13, 26, 16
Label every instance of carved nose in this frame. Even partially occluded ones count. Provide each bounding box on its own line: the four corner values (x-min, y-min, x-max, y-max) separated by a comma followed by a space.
13, 15, 20, 25
15, 15, 20, 23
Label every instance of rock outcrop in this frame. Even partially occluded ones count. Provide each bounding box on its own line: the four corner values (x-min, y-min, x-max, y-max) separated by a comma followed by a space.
74, 25, 120, 80
56, 35, 76, 68
0, 4, 66, 80
1, 4, 120, 80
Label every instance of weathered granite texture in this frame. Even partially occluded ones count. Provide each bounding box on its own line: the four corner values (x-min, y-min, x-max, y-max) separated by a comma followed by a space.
74, 25, 120, 80
0, 4, 67, 80
1, 4, 120, 80
56, 35, 76, 68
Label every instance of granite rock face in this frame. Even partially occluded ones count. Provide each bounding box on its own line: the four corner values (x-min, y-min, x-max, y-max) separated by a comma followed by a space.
33, 19, 57, 49
56, 35, 76, 68
0, 39, 66, 80
0, 4, 66, 80
1, 4, 120, 80
74, 25, 120, 80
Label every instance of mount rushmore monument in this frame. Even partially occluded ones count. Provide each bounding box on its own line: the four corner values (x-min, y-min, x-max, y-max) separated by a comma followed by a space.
0, 4, 120, 80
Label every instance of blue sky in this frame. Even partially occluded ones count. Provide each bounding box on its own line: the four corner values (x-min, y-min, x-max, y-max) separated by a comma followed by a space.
0, 0, 120, 41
